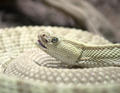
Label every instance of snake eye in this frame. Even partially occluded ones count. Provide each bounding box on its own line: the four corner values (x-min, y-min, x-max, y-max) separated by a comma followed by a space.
51, 37, 58, 43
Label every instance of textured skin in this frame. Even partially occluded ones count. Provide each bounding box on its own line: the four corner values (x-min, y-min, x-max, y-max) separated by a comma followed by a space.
0, 26, 120, 93
37, 31, 120, 67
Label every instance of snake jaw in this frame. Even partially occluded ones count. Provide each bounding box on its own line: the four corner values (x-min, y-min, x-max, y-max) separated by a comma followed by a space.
37, 34, 47, 49
37, 40, 47, 49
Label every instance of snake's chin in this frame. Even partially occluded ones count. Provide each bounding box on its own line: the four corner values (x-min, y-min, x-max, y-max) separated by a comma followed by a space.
37, 40, 47, 49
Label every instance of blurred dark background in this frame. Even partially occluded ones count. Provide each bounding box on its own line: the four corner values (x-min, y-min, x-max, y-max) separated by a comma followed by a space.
0, 0, 120, 42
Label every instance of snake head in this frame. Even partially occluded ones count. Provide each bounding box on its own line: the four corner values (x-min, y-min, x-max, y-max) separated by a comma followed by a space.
37, 31, 59, 50
37, 31, 81, 65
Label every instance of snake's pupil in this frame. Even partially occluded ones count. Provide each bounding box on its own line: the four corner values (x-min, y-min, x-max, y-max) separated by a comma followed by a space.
52, 37, 58, 43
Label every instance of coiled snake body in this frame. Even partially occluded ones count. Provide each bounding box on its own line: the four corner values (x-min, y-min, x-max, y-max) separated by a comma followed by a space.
0, 26, 120, 93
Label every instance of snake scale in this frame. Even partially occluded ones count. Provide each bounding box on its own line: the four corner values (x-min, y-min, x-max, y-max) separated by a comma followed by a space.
0, 26, 120, 93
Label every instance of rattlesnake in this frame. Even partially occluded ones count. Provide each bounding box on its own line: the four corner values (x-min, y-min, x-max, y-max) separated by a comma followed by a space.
0, 26, 120, 93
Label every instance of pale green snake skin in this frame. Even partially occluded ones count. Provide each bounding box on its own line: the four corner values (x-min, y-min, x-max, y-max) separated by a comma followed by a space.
0, 26, 120, 93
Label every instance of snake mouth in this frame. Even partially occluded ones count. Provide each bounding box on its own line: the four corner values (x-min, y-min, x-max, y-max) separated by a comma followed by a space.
37, 40, 47, 49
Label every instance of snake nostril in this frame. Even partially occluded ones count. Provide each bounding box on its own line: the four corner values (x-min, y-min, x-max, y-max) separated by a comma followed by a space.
45, 39, 48, 42
43, 34, 45, 37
